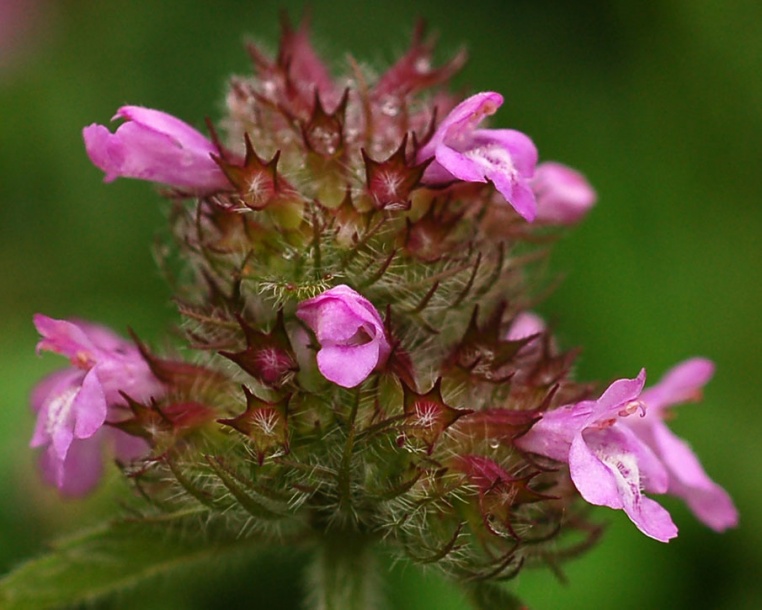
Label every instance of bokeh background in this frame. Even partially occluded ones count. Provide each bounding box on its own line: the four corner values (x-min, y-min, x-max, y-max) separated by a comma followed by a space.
1, 1, 760, 608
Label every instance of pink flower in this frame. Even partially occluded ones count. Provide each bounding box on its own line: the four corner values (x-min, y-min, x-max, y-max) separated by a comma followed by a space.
516, 370, 678, 542
82, 106, 229, 191
531, 162, 596, 224
625, 359, 738, 531
505, 311, 546, 342
417, 92, 538, 221
30, 315, 162, 495
296, 285, 391, 388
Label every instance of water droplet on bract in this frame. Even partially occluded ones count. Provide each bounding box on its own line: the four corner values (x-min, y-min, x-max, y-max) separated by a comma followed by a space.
309, 127, 339, 155
414, 57, 431, 74
381, 99, 399, 117
489, 440, 500, 450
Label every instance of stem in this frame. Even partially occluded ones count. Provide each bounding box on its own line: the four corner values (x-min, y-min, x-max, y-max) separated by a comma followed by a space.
305, 535, 381, 610
465, 582, 528, 610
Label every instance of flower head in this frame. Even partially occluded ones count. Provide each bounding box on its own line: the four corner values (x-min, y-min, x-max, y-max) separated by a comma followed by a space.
296, 285, 390, 388
417, 91, 538, 221
626, 358, 738, 531
517, 370, 678, 542
532, 161, 596, 224
30, 315, 162, 494
82, 106, 229, 191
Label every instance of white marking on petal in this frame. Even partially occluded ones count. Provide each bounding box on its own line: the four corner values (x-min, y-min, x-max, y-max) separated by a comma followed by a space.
465, 144, 516, 176
45, 386, 78, 439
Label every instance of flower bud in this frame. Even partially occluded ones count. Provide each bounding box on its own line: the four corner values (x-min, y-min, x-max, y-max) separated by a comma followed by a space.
83, 106, 229, 192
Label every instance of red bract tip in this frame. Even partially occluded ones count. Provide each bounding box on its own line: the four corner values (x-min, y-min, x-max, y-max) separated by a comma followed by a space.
362, 134, 431, 211
220, 311, 299, 390
218, 387, 290, 465
374, 20, 467, 98
400, 378, 472, 453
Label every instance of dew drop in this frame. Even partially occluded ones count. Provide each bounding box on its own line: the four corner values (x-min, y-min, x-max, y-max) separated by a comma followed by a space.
380, 99, 399, 117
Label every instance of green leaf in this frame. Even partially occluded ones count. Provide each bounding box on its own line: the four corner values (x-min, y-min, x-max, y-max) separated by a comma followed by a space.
0, 512, 256, 610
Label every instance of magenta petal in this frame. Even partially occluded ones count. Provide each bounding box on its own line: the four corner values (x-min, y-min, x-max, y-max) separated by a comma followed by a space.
33, 314, 98, 361
434, 144, 487, 183
30, 368, 83, 450
588, 370, 646, 424
31, 368, 77, 414
618, 425, 669, 494
83, 106, 227, 191
506, 311, 545, 341
569, 431, 622, 508
115, 106, 216, 152
297, 285, 390, 387
491, 172, 536, 221
532, 162, 596, 224
651, 421, 738, 530
473, 129, 538, 176
624, 492, 679, 542
71, 368, 108, 439
574, 427, 677, 542
424, 91, 504, 155
312, 300, 367, 343
82, 124, 125, 182
40, 435, 105, 497
113, 429, 150, 463
640, 358, 714, 412
670, 478, 738, 532
317, 342, 380, 388
515, 401, 593, 462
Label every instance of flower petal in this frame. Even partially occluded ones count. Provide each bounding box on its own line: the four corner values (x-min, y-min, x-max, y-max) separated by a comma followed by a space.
420, 91, 503, 157
587, 370, 646, 426
532, 162, 596, 224
40, 435, 104, 496
83, 107, 227, 190
297, 285, 390, 387
34, 314, 100, 363
317, 341, 380, 388
569, 430, 623, 509
72, 368, 108, 439
575, 427, 677, 542
516, 400, 594, 461
640, 358, 714, 412
115, 106, 216, 153
651, 420, 738, 531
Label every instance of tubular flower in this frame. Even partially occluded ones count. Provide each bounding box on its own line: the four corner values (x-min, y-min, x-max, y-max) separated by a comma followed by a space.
625, 358, 738, 531
296, 285, 390, 388
417, 91, 539, 221
30, 315, 162, 494
516, 370, 679, 542
82, 106, 229, 191
532, 161, 596, 224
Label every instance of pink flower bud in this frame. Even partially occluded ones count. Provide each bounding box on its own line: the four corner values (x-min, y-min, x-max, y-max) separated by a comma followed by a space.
531, 162, 596, 224
82, 106, 229, 191
505, 311, 546, 342
296, 285, 391, 388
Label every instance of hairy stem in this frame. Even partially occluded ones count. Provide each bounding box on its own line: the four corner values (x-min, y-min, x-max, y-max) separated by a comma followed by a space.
305, 535, 381, 610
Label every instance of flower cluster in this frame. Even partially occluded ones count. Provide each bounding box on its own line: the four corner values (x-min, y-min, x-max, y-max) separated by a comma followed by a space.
31, 17, 735, 601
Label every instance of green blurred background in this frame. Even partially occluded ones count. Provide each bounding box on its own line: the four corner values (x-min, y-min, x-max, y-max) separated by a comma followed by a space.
1, 1, 760, 608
